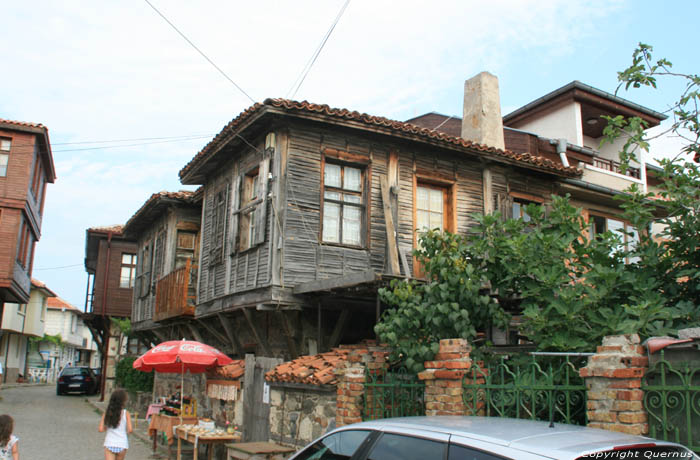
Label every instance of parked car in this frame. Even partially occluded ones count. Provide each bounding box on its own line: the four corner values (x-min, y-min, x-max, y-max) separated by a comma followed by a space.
56, 366, 97, 395
288, 416, 698, 460
90, 367, 102, 394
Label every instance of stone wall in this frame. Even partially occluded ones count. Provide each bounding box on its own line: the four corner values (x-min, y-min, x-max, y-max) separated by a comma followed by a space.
209, 387, 245, 430
153, 372, 213, 418
269, 385, 336, 448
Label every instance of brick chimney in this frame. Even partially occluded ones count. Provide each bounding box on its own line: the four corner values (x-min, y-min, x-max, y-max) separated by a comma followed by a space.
461, 72, 505, 150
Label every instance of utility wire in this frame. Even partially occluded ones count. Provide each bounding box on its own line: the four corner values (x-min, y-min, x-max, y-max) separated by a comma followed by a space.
287, 0, 351, 99
7, 133, 215, 149
33, 263, 84, 271
143, 0, 256, 104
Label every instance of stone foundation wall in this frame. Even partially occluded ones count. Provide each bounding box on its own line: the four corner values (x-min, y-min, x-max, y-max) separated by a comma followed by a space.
209, 387, 245, 430
269, 385, 336, 448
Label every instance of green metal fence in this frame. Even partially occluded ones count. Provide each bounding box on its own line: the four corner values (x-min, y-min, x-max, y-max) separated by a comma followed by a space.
462, 353, 588, 426
642, 350, 700, 453
362, 368, 425, 420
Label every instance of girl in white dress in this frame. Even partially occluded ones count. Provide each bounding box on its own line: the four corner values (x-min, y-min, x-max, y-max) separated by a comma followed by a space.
0, 414, 18, 460
98, 389, 133, 460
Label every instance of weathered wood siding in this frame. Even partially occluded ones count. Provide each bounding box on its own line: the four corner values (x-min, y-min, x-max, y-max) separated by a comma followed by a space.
198, 137, 273, 305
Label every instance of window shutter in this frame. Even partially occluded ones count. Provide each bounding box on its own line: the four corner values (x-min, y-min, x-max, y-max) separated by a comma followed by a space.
229, 175, 241, 254
495, 193, 513, 220
252, 157, 270, 246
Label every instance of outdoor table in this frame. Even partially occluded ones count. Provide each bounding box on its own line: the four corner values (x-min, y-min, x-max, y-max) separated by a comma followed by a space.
146, 403, 164, 420
226, 441, 295, 460
175, 425, 241, 460
148, 414, 199, 452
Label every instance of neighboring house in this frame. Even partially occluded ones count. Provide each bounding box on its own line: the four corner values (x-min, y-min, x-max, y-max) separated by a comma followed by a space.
0, 119, 56, 315
122, 190, 202, 341
39, 296, 86, 382
408, 78, 667, 245
0, 278, 55, 383
82, 225, 138, 397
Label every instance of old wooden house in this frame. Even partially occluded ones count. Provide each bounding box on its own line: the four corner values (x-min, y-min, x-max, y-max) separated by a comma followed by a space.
122, 190, 202, 342
169, 72, 579, 360
0, 119, 55, 309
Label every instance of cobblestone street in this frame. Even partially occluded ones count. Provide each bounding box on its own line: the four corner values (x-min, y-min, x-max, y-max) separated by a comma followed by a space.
0, 385, 158, 460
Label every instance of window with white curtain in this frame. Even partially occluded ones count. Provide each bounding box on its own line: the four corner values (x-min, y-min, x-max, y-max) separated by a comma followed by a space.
322, 163, 364, 246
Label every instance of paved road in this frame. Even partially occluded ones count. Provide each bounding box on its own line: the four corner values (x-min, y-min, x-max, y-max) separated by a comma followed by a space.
0, 385, 158, 459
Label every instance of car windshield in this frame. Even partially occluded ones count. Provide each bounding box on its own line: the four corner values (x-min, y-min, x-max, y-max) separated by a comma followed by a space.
62, 368, 88, 376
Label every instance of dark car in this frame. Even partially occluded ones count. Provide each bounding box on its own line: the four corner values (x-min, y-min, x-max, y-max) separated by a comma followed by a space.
56, 366, 97, 395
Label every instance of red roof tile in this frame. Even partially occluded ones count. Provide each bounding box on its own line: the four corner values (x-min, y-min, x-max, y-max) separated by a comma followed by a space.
123, 190, 200, 235
0, 118, 47, 130
47, 296, 81, 312
207, 360, 245, 380
87, 225, 124, 235
179, 99, 581, 181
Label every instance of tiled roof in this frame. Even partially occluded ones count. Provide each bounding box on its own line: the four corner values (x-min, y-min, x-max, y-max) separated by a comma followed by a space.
0, 118, 47, 130
123, 190, 199, 235
47, 296, 80, 312
31, 278, 57, 297
265, 348, 350, 386
87, 225, 124, 234
207, 360, 245, 380
179, 99, 582, 181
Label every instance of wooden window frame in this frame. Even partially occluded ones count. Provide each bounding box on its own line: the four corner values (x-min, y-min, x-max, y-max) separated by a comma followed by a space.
413, 174, 457, 277
209, 184, 229, 265
0, 137, 10, 177
119, 253, 137, 289
320, 158, 367, 248
238, 168, 260, 253
586, 210, 640, 263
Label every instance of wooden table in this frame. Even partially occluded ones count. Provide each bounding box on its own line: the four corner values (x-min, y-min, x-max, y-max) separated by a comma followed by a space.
226, 442, 295, 460
175, 426, 241, 460
148, 414, 199, 452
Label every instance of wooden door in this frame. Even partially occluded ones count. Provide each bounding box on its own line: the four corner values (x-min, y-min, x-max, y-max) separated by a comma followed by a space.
243, 355, 283, 442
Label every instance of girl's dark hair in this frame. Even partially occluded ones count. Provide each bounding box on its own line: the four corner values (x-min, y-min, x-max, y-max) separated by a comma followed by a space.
105, 389, 128, 429
0, 415, 13, 448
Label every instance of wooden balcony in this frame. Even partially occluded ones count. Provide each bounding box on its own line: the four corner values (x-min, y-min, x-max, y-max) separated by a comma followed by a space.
153, 259, 197, 322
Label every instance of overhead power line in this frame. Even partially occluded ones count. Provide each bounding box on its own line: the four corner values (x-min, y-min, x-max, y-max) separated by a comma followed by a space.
143, 0, 256, 104
287, 0, 351, 99
33, 263, 84, 271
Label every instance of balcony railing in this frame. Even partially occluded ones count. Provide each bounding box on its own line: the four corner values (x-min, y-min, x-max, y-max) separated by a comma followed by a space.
592, 157, 641, 179
154, 259, 197, 322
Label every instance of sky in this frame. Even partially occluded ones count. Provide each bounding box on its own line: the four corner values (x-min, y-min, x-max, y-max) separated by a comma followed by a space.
2, 0, 698, 310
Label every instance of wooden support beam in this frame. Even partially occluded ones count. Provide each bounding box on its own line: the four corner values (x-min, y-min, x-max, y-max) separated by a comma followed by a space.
242, 307, 271, 356
381, 176, 401, 275
277, 311, 299, 360
217, 313, 243, 357
85, 323, 104, 351
329, 309, 350, 349
187, 323, 205, 343
151, 328, 167, 343
293, 270, 379, 294
197, 319, 229, 349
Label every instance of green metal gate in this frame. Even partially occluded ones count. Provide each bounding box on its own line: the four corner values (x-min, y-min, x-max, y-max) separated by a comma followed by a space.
642, 350, 700, 453
362, 368, 425, 420
462, 353, 588, 426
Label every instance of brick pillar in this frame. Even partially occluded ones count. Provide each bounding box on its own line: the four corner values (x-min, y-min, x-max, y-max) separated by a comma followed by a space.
580, 334, 649, 435
334, 343, 389, 427
418, 339, 471, 416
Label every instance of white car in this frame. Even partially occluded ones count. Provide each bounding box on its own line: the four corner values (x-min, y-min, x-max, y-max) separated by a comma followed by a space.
288, 416, 697, 460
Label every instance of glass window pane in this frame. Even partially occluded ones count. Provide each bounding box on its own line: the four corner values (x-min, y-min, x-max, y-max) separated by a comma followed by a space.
325, 164, 341, 188
120, 267, 132, 288
512, 202, 521, 218
293, 430, 371, 460
417, 187, 429, 211
324, 191, 340, 201
344, 167, 362, 191
417, 210, 429, 231
0, 154, 7, 177
344, 194, 361, 204
323, 203, 340, 243
449, 444, 507, 460
367, 433, 446, 460
429, 189, 443, 212
430, 211, 443, 230
0, 139, 10, 151
343, 206, 362, 245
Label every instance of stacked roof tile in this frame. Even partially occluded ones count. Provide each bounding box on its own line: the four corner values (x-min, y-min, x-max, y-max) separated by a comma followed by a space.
265, 348, 351, 386
207, 359, 245, 380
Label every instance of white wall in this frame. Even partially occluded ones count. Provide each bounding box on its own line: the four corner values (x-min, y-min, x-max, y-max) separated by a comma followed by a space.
513, 101, 582, 146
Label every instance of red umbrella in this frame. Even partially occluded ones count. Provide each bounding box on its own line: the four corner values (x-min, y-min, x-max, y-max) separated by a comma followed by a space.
133, 340, 233, 373
133, 339, 233, 421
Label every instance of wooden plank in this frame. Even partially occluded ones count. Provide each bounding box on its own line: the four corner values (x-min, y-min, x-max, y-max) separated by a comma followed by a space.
242, 308, 271, 356
483, 167, 493, 215
151, 328, 167, 343
187, 323, 205, 343
196, 319, 229, 348
399, 245, 411, 278
380, 176, 401, 275
329, 309, 350, 349
217, 313, 243, 357
293, 269, 379, 294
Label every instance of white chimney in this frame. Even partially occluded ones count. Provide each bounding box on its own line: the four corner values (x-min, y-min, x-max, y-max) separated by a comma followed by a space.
461, 72, 505, 150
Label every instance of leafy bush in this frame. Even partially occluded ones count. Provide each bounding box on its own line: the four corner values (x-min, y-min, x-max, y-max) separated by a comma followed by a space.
115, 356, 153, 393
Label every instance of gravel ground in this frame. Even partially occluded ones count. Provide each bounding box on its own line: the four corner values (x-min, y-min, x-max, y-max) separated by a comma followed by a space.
0, 385, 160, 460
